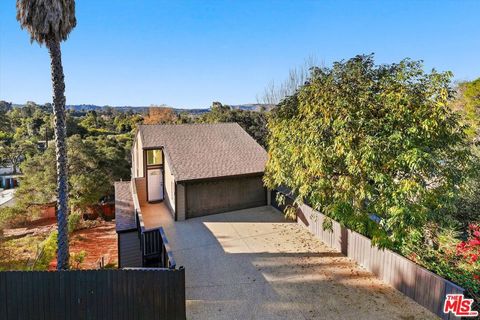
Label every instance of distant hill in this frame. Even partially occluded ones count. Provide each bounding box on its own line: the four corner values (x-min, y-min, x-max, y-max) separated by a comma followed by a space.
66, 104, 150, 113
10, 103, 273, 114
65, 104, 273, 113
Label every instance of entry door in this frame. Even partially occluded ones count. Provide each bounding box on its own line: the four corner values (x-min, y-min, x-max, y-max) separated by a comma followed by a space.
147, 169, 164, 201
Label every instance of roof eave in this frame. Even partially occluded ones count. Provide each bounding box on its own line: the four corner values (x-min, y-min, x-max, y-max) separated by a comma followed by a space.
176, 171, 265, 184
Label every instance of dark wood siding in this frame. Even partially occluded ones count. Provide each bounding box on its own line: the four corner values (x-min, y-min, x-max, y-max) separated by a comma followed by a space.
118, 231, 142, 268
0, 268, 185, 320
186, 175, 266, 218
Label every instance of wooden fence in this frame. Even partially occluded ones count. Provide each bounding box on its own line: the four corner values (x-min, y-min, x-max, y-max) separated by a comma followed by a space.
272, 190, 466, 320
0, 268, 186, 320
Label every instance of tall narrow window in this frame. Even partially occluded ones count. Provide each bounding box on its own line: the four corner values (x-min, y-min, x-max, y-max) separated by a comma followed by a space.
147, 149, 162, 166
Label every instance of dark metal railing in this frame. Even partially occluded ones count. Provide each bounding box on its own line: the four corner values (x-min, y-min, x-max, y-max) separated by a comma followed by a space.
141, 227, 176, 269
159, 227, 176, 269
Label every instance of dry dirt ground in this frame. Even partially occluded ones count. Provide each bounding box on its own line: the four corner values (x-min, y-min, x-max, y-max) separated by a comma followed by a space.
2, 217, 57, 238
0, 218, 57, 270
49, 221, 118, 269
1, 218, 117, 270
156, 206, 439, 320
71, 222, 118, 268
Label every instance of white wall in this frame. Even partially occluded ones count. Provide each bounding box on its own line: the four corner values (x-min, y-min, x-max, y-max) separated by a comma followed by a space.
133, 132, 144, 178
132, 140, 137, 178
0, 166, 14, 175
164, 155, 176, 215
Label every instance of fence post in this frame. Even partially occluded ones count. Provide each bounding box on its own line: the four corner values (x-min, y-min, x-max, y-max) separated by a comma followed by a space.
340, 225, 348, 256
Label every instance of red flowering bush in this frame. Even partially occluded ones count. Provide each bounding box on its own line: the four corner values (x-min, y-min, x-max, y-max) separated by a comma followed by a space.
405, 223, 479, 308
449, 224, 480, 308
456, 224, 480, 264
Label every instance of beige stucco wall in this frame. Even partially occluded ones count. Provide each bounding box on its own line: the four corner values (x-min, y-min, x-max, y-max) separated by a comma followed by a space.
176, 183, 186, 221
164, 155, 176, 216
136, 132, 144, 178
134, 177, 147, 205
132, 138, 137, 178
132, 132, 143, 178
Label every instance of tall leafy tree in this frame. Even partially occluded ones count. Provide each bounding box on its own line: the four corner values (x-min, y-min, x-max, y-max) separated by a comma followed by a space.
265, 55, 474, 248
454, 78, 480, 140
15, 135, 118, 214
0, 140, 36, 173
198, 102, 268, 147
16, 0, 76, 269
0, 101, 12, 132
143, 106, 178, 124
450, 78, 480, 228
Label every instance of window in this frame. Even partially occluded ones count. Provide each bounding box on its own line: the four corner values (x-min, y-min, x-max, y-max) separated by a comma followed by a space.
147, 149, 162, 166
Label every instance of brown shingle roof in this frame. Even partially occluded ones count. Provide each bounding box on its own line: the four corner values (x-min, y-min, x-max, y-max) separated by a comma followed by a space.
138, 123, 267, 181
114, 181, 136, 232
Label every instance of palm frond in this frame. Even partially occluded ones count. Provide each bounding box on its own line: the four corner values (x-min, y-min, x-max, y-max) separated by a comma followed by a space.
16, 0, 76, 44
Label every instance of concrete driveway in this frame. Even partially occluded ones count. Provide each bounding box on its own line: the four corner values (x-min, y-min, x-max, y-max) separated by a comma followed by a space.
160, 206, 437, 320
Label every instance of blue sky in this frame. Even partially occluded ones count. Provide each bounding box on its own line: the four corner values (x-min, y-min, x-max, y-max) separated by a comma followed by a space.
1, 1, 479, 109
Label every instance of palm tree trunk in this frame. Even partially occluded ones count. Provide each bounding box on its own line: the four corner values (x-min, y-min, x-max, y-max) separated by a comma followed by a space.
46, 36, 69, 270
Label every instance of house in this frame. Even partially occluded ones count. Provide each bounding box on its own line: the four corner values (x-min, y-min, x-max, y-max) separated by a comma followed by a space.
115, 123, 270, 267
0, 166, 21, 190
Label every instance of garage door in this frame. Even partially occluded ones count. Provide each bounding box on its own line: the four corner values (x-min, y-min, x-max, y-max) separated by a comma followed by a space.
186, 175, 266, 218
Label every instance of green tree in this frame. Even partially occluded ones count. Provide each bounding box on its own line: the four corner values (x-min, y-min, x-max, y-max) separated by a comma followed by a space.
84, 135, 131, 191
0, 101, 12, 113
450, 79, 480, 229
0, 140, 36, 173
0, 101, 12, 132
79, 110, 103, 130
17, 0, 77, 269
113, 112, 143, 133
67, 136, 111, 208
198, 102, 268, 147
265, 55, 474, 249
15, 135, 113, 212
66, 112, 88, 137
463, 78, 480, 139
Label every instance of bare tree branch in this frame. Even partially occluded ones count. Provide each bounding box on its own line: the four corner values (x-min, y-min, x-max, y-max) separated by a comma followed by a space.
257, 56, 322, 105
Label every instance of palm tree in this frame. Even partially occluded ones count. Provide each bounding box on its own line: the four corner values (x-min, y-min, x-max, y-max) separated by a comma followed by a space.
16, 0, 76, 270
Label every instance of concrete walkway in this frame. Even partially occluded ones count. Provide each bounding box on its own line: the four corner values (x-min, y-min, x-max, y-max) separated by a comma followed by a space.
160, 206, 437, 320
141, 202, 171, 229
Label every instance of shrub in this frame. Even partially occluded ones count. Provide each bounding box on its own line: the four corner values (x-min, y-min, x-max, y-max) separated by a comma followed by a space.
32, 230, 57, 270
265, 55, 479, 306
70, 250, 87, 269
407, 224, 479, 306
265, 54, 474, 249
31, 211, 85, 271
0, 206, 29, 229
68, 211, 82, 233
